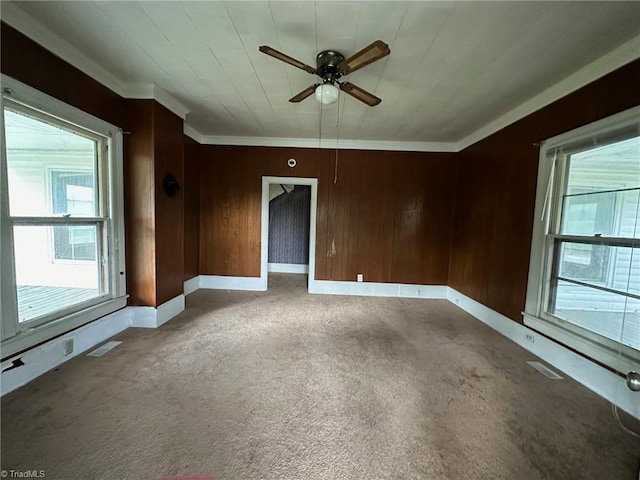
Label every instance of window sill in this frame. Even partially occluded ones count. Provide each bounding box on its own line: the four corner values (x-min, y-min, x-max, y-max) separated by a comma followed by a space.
1, 296, 127, 359
523, 312, 640, 374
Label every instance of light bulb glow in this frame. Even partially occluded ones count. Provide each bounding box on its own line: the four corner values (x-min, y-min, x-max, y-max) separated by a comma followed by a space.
315, 84, 339, 105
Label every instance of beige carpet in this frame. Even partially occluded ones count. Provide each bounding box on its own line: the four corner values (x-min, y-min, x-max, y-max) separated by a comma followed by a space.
2, 274, 639, 480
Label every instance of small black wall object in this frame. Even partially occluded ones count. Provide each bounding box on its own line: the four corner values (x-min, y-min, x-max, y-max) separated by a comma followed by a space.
163, 174, 180, 197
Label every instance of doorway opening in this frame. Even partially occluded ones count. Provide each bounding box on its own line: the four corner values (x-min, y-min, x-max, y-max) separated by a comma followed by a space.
260, 176, 318, 291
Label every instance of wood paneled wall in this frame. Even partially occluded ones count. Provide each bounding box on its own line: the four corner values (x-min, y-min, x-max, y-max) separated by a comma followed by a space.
183, 136, 201, 281
125, 101, 185, 306
124, 100, 156, 306
326, 150, 457, 284
449, 59, 640, 322
152, 103, 184, 305
199, 146, 458, 284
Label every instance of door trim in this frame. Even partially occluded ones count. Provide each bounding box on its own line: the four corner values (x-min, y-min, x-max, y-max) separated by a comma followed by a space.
261, 176, 318, 291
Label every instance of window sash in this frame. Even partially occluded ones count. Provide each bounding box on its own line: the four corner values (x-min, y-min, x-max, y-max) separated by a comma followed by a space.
549, 233, 637, 247
550, 238, 637, 287
10, 220, 109, 326
553, 275, 640, 301
562, 186, 640, 199
11, 217, 108, 224
4, 100, 108, 221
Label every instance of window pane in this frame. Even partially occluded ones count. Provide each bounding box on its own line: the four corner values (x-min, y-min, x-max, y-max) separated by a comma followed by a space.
556, 242, 639, 294
561, 136, 640, 238
53, 225, 97, 261
4, 108, 98, 217
13, 225, 104, 323
552, 280, 640, 350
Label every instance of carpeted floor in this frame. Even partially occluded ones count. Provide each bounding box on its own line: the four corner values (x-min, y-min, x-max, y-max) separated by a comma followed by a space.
1, 273, 639, 480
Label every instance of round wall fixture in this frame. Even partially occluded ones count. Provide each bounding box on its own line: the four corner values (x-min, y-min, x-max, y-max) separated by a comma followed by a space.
287, 158, 297, 168
163, 173, 181, 197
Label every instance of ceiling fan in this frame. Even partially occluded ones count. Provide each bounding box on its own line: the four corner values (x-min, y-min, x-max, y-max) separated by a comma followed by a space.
258, 40, 390, 107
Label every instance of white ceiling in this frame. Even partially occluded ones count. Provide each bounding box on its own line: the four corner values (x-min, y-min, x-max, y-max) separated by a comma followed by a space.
2, 1, 640, 148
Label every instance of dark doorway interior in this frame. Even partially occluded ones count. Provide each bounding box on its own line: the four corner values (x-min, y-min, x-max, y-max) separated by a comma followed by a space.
268, 185, 311, 267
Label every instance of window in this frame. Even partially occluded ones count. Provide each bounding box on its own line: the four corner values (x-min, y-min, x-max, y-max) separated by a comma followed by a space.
1, 76, 126, 357
525, 106, 640, 374
52, 171, 97, 261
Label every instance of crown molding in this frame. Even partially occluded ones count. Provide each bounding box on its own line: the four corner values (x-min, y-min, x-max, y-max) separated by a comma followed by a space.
195, 135, 458, 153
123, 84, 190, 120
457, 34, 640, 151
183, 123, 204, 143
0, 2, 190, 120
151, 85, 189, 120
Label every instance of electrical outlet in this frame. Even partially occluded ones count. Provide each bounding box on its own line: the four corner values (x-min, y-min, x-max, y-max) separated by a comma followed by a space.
357, 274, 363, 282
63, 339, 74, 356
525, 333, 535, 344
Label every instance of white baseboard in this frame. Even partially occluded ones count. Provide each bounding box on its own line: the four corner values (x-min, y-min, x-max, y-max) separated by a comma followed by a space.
199, 275, 265, 291
184, 276, 200, 295
309, 280, 448, 299
157, 295, 185, 326
446, 287, 640, 420
129, 294, 185, 328
268, 263, 309, 274
127, 306, 157, 328
0, 307, 130, 396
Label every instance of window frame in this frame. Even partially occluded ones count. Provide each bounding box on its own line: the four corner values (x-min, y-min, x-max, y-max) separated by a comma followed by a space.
524, 106, 640, 374
1, 75, 126, 358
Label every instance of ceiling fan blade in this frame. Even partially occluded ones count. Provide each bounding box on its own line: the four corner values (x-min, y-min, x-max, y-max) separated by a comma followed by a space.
338, 40, 390, 75
339, 82, 382, 106
289, 84, 319, 103
259, 45, 316, 74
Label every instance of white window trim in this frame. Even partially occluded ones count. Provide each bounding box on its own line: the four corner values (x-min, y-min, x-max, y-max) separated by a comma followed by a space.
524, 105, 640, 374
1, 75, 126, 358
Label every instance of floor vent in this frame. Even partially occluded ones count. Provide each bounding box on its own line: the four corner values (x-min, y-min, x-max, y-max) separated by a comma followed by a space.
87, 341, 122, 357
527, 361, 563, 380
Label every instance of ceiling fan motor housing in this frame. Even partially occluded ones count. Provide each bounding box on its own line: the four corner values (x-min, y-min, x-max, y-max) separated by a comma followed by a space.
316, 50, 345, 83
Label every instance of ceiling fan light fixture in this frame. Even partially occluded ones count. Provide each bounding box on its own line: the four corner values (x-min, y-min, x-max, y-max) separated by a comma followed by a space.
315, 83, 339, 105
259, 41, 389, 107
